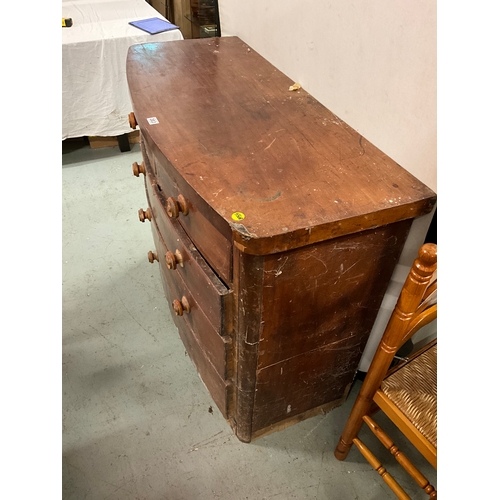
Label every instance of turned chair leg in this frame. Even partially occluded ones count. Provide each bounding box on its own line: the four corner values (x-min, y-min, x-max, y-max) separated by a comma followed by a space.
335, 391, 374, 460
335, 348, 395, 460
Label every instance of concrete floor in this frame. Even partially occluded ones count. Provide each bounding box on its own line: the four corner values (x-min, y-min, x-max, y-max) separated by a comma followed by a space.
62, 141, 437, 500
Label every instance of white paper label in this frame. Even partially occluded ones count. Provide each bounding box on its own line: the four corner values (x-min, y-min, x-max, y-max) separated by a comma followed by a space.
147, 117, 159, 125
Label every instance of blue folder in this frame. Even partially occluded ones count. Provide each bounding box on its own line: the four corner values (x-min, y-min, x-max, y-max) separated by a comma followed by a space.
129, 17, 179, 35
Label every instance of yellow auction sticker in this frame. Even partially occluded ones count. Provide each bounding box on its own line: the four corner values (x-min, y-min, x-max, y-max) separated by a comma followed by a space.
231, 212, 245, 221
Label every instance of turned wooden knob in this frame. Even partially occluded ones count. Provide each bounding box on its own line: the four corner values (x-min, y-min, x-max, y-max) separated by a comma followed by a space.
165, 249, 184, 270
138, 207, 152, 222
166, 194, 189, 218
132, 161, 146, 177
129, 112, 137, 129
172, 296, 190, 316
148, 251, 158, 263
166, 197, 178, 218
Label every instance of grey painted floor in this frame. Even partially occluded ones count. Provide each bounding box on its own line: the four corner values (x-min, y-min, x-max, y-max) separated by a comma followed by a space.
62, 140, 437, 500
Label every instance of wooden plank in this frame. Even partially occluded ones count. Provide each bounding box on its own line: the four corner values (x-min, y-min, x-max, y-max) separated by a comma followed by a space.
172, 0, 192, 38
88, 131, 140, 149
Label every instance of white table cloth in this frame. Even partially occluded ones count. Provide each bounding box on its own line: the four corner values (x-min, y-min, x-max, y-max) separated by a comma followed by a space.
62, 0, 183, 139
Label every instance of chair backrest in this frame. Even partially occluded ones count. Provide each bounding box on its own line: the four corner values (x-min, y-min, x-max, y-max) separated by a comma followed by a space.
335, 242, 437, 460
334, 243, 438, 497
375, 243, 437, 375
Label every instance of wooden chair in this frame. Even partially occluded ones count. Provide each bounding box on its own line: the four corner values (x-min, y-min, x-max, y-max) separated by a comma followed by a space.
334, 243, 437, 499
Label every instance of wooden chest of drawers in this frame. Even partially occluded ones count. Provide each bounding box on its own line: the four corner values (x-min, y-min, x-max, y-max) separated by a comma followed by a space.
126, 37, 436, 442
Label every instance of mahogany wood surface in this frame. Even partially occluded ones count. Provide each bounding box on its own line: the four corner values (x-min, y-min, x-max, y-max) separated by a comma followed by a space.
249, 220, 411, 431
126, 37, 436, 255
127, 38, 437, 443
257, 220, 411, 369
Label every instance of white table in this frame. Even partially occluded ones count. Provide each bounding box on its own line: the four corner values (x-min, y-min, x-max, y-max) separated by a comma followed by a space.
62, 0, 183, 141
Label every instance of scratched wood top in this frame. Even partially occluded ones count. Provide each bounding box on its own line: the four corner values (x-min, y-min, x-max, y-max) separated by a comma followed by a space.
127, 37, 436, 254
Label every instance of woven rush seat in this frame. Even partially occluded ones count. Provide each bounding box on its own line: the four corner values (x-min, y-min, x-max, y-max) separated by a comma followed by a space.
380, 343, 437, 448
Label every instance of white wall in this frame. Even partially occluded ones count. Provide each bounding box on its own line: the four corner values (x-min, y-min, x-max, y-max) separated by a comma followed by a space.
218, 0, 437, 370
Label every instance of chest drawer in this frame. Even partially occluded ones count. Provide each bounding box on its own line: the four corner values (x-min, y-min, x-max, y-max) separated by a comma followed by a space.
156, 266, 233, 418
150, 218, 232, 380
143, 163, 233, 337
141, 132, 233, 285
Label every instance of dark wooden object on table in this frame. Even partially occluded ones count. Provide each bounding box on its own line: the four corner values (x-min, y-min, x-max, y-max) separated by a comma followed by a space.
335, 243, 437, 499
126, 37, 436, 443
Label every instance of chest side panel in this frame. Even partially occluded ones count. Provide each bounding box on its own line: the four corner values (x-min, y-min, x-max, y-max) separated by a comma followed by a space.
251, 219, 412, 432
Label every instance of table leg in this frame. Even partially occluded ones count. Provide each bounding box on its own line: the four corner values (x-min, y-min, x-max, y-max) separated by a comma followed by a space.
117, 134, 131, 152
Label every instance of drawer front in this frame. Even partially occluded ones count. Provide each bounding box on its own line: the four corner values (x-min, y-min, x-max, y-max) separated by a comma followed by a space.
144, 169, 233, 337
157, 267, 232, 418
150, 218, 231, 380
140, 137, 157, 177
141, 131, 233, 285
